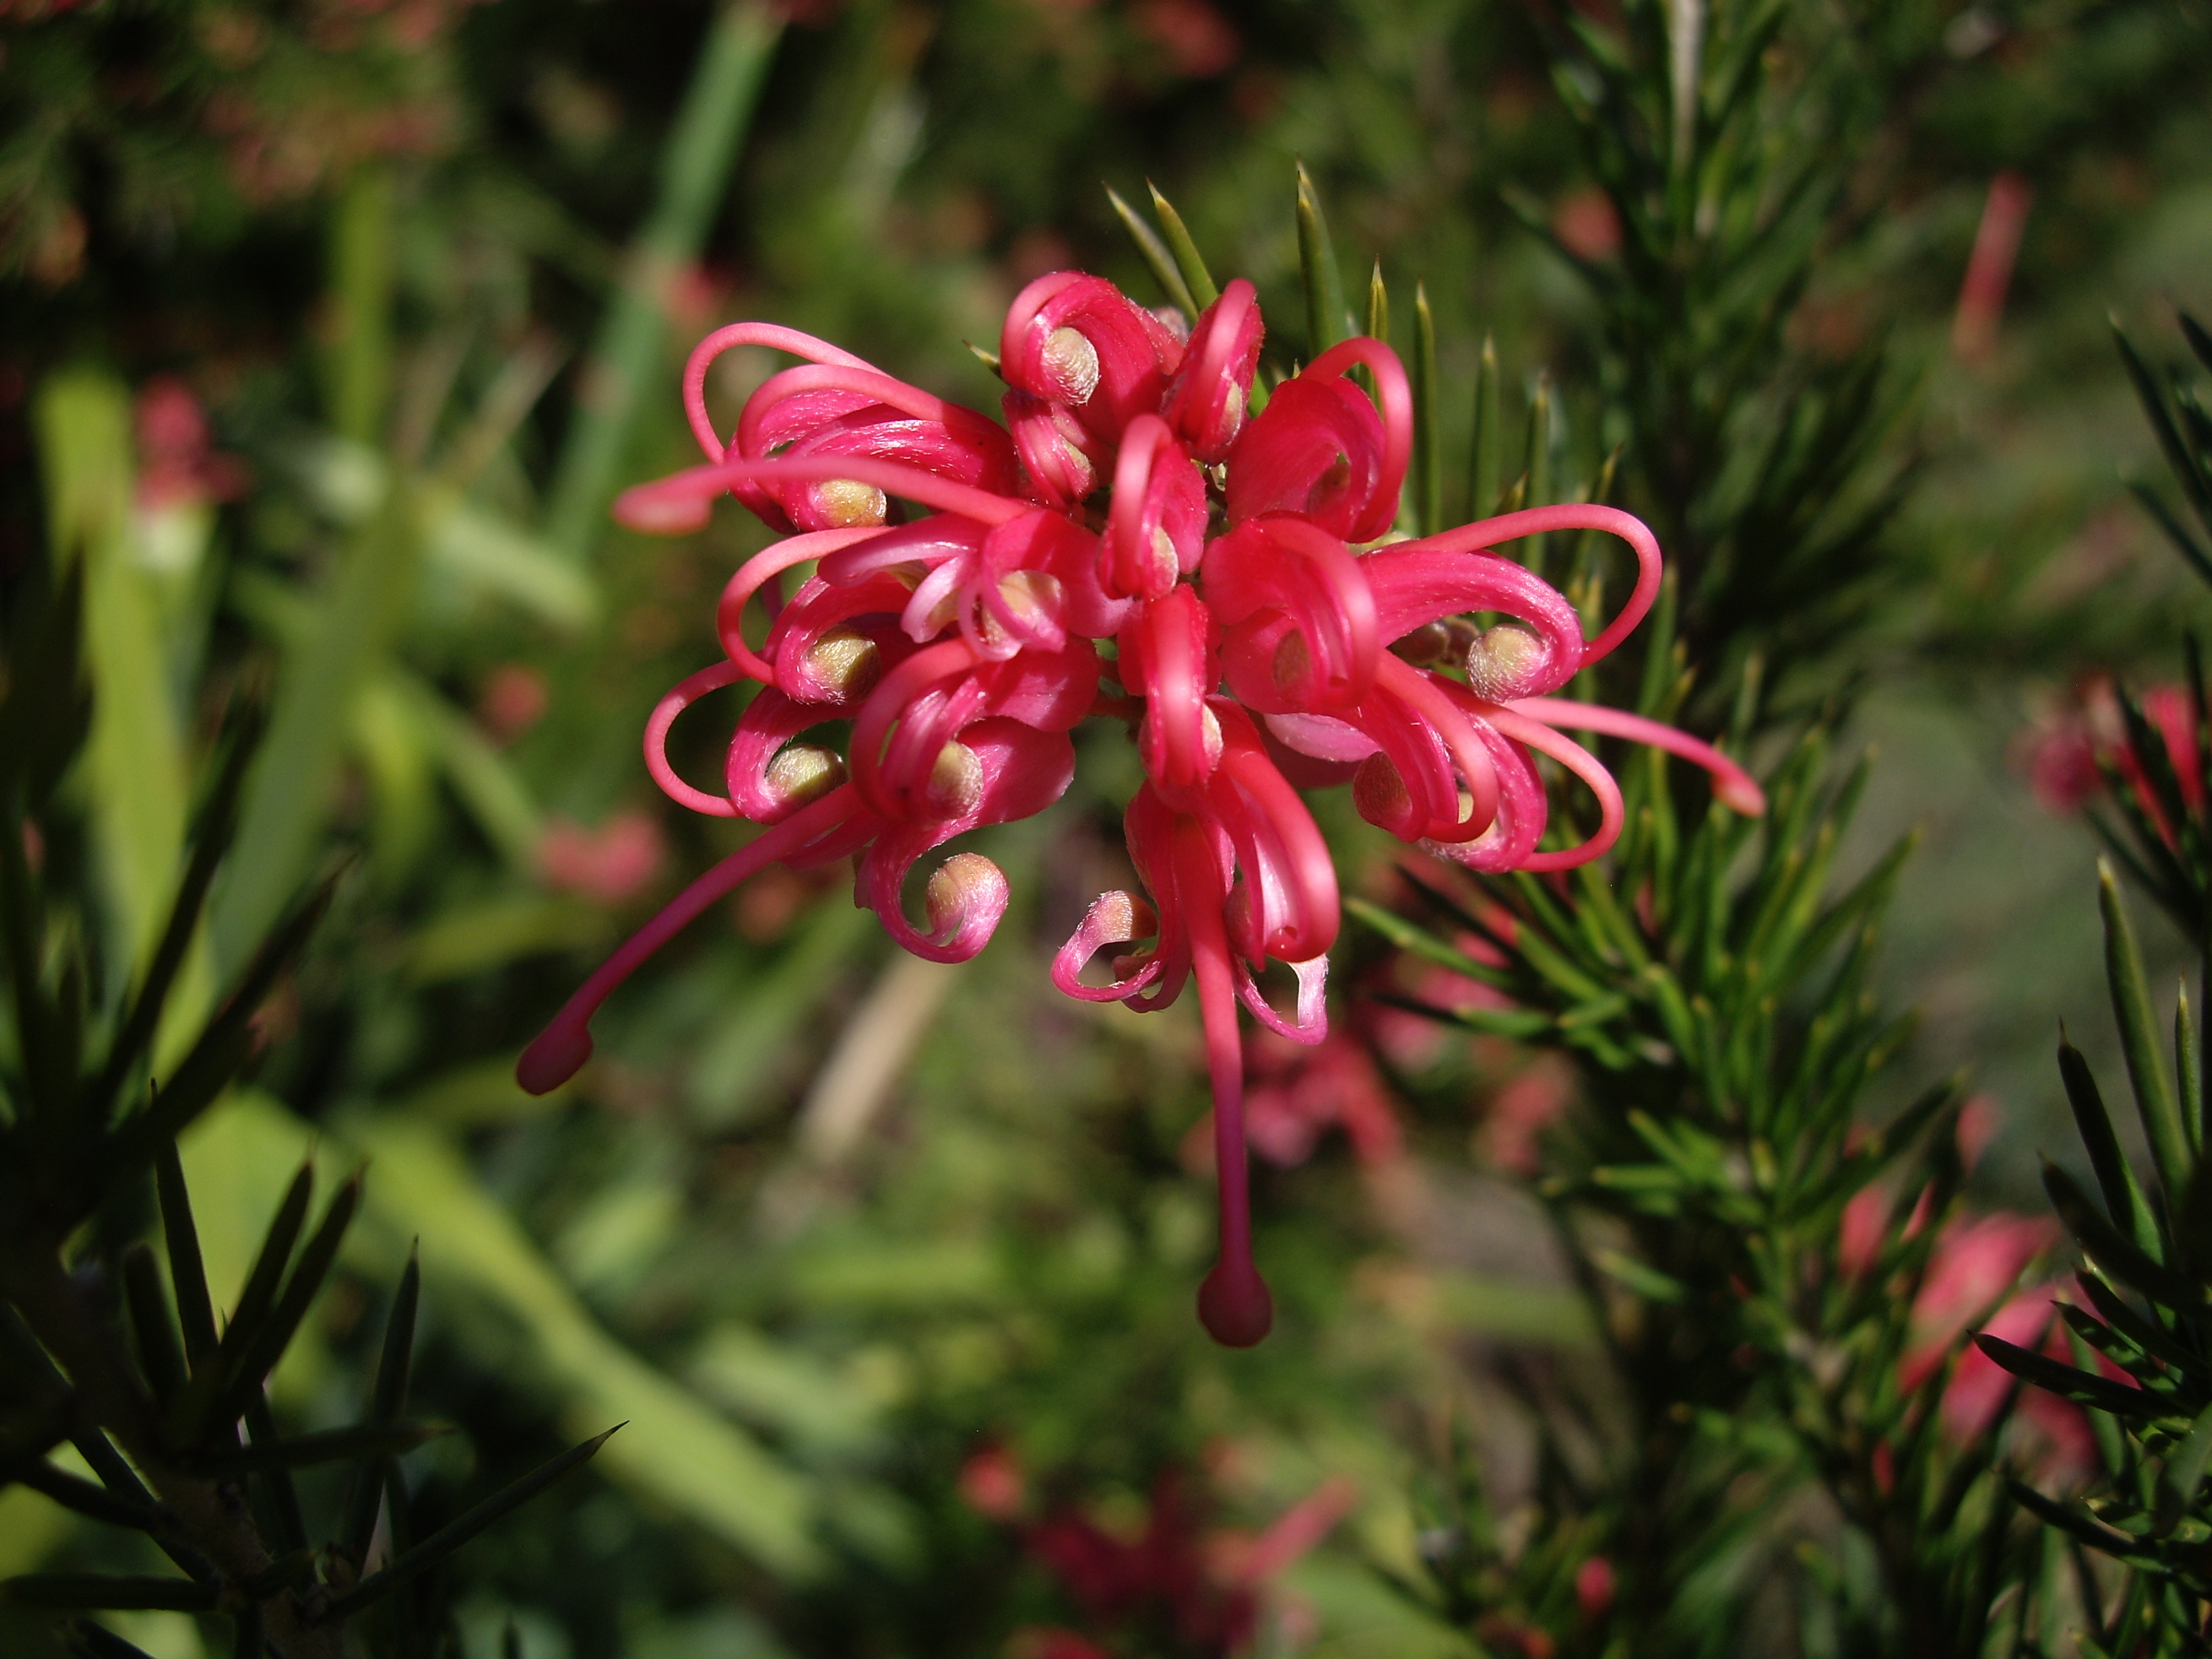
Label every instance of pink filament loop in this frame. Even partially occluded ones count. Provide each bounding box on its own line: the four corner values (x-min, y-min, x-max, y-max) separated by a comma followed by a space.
646, 660, 748, 817
716, 527, 888, 684
1372, 653, 1502, 842
1509, 697, 1768, 817
1398, 504, 1662, 670
1479, 703, 1626, 872
682, 323, 872, 463
614, 454, 1028, 539
516, 786, 863, 1095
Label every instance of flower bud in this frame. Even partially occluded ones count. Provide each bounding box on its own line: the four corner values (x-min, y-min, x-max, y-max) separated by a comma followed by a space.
1042, 326, 1101, 404
802, 626, 882, 701
997, 569, 1066, 631
810, 478, 889, 528
926, 852, 1004, 941
926, 740, 985, 817
1463, 623, 1546, 701
1353, 751, 1420, 838
764, 743, 846, 808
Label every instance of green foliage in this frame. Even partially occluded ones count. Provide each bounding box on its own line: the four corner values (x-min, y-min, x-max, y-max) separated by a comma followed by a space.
0, 577, 610, 1656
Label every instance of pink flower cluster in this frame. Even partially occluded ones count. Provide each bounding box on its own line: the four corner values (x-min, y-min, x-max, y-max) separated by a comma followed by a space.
515, 269, 1763, 1344
957, 1448, 1355, 1659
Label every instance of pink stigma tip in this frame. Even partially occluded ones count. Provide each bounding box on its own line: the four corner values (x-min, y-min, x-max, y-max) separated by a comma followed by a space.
1197, 1261, 1275, 1347
613, 484, 712, 537
1717, 775, 1767, 817
516, 1021, 593, 1095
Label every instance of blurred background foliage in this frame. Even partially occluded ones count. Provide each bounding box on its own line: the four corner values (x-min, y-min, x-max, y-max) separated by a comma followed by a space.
4, 0, 2212, 1652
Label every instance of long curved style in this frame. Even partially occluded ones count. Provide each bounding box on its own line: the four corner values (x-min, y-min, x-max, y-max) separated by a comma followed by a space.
518, 269, 1765, 1346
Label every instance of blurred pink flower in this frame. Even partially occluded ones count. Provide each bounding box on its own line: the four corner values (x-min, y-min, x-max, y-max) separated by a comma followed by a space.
2020, 680, 2200, 831
538, 811, 668, 904
1183, 1030, 1401, 1171
1953, 171, 2033, 362
1130, 0, 1240, 77
1480, 1059, 1571, 1174
957, 1443, 1029, 1521
1551, 188, 1622, 262
134, 377, 248, 512
1016, 1468, 1354, 1659
1574, 1555, 1616, 1620
477, 663, 551, 744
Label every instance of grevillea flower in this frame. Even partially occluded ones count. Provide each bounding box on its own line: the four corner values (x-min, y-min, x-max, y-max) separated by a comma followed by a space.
2022, 680, 2203, 838
983, 1461, 1355, 1659
516, 270, 1765, 1345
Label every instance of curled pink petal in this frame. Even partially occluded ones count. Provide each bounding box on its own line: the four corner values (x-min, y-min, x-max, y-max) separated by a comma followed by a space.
1004, 390, 1101, 507
1052, 890, 1167, 1002
1162, 278, 1265, 462
1298, 336, 1412, 544
1122, 586, 1223, 790
1235, 954, 1328, 1044
1103, 415, 1207, 601
1000, 271, 1185, 446
854, 719, 1078, 960
1372, 653, 1502, 842
1509, 697, 1767, 816
732, 362, 1021, 532
1223, 375, 1387, 544
1208, 516, 1380, 710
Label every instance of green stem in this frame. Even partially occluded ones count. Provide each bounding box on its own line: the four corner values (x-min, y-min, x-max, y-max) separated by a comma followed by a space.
542, 0, 785, 567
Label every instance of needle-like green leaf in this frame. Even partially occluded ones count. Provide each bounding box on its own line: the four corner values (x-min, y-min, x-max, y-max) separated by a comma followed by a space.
1412, 282, 1439, 538
154, 1144, 218, 1366
1104, 186, 1195, 318
340, 1250, 420, 1564
1294, 161, 1347, 357
2100, 862, 2192, 1203
318, 1425, 622, 1622
1145, 181, 1218, 311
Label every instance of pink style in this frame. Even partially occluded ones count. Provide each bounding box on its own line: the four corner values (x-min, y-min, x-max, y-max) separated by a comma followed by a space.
514, 272, 1765, 1346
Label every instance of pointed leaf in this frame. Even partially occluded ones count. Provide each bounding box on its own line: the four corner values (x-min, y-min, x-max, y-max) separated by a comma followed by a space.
2058, 1038, 2162, 1255
119, 1246, 185, 1407
318, 1425, 621, 1622
1972, 1334, 2152, 1417
1294, 161, 1347, 355
2100, 862, 2192, 1202
1145, 182, 1218, 310
341, 1251, 420, 1563
2044, 1162, 2202, 1310
190, 1419, 446, 1479
1104, 186, 1195, 317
